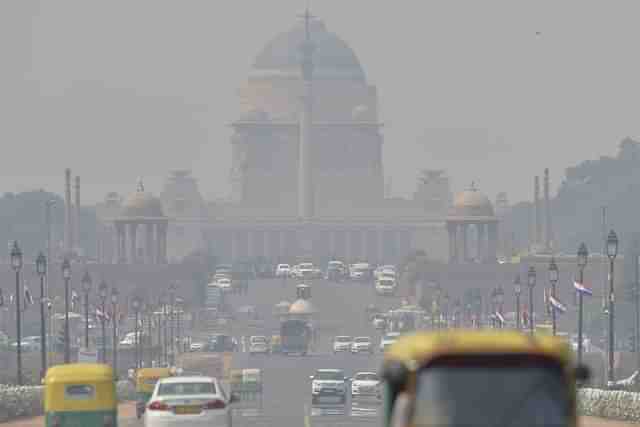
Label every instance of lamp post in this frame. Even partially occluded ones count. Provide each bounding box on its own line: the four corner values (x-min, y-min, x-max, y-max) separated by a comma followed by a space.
577, 243, 589, 365
111, 288, 119, 378
132, 296, 142, 369
175, 297, 184, 353
548, 257, 559, 336
496, 285, 504, 328
168, 283, 177, 365
98, 281, 108, 363
145, 304, 153, 367
514, 274, 522, 330
528, 266, 536, 335
61, 259, 71, 363
81, 271, 92, 349
11, 241, 23, 385
36, 252, 47, 380
490, 288, 498, 328
607, 230, 619, 385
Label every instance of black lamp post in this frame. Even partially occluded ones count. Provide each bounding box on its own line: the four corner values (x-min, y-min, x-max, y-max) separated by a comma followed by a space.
111, 288, 119, 378
490, 288, 498, 328
81, 271, 92, 349
548, 257, 559, 336
528, 266, 536, 335
11, 241, 23, 385
61, 258, 71, 363
577, 243, 588, 365
514, 274, 522, 330
145, 304, 153, 367
36, 252, 47, 380
496, 285, 505, 328
607, 229, 619, 385
132, 296, 141, 369
98, 281, 108, 363
175, 297, 184, 353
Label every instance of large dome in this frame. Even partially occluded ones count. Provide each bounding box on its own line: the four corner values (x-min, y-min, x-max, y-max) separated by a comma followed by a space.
450, 186, 495, 218
121, 182, 165, 218
251, 19, 366, 82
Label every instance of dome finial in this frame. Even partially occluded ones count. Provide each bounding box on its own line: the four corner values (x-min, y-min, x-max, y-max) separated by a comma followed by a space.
137, 177, 145, 193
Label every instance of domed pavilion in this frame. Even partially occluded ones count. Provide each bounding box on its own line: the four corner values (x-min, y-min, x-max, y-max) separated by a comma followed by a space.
114, 180, 168, 264
446, 184, 498, 264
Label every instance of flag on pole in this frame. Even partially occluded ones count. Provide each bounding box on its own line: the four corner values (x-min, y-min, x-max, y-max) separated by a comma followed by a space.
495, 311, 505, 325
9, 293, 15, 305
543, 288, 552, 315
71, 290, 79, 312
549, 295, 567, 314
24, 286, 34, 306
574, 281, 593, 296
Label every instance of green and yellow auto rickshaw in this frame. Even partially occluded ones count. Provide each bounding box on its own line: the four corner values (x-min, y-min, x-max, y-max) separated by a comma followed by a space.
44, 363, 117, 427
135, 367, 173, 419
380, 329, 589, 427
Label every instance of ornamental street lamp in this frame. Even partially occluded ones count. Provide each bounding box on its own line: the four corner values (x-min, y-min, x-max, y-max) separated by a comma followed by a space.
548, 257, 559, 336
607, 230, 619, 385
111, 288, 119, 378
514, 274, 522, 330
81, 271, 92, 349
98, 281, 108, 363
528, 266, 536, 335
168, 283, 177, 365
61, 258, 71, 363
132, 296, 142, 369
36, 252, 47, 380
11, 241, 23, 385
496, 285, 505, 328
490, 288, 498, 328
577, 243, 589, 365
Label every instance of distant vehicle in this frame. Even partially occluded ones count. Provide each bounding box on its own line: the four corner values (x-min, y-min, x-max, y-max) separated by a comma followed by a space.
297, 262, 318, 280
333, 336, 353, 354
351, 372, 381, 399
372, 314, 387, 330
216, 277, 232, 291
326, 260, 346, 281
11, 336, 41, 352
351, 336, 373, 354
375, 277, 397, 296
276, 264, 291, 278
310, 369, 349, 405
349, 263, 372, 281
249, 336, 270, 355
207, 335, 237, 353
280, 319, 312, 355
215, 264, 233, 275
374, 265, 396, 280
379, 332, 401, 352
144, 376, 233, 427
189, 342, 204, 352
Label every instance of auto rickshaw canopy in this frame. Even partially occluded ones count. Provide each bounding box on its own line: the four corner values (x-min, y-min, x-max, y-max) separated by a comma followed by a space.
136, 367, 173, 392
44, 363, 117, 412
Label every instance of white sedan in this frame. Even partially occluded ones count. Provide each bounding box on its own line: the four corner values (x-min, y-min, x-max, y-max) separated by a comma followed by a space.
351, 372, 381, 399
145, 376, 234, 427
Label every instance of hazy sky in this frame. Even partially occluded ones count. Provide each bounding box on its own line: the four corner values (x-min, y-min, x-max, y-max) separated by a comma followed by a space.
2, 1, 640, 205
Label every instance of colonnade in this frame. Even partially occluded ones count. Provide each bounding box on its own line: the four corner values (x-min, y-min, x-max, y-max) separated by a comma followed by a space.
114, 220, 168, 264
447, 221, 498, 264
208, 226, 413, 265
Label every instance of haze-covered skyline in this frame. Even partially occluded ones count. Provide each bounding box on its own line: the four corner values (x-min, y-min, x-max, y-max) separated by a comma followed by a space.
2, 1, 640, 204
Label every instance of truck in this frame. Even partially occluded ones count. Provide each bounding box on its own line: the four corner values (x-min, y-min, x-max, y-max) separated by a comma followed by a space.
280, 319, 312, 355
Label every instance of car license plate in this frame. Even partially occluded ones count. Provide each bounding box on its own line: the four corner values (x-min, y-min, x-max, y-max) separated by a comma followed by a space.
175, 405, 201, 415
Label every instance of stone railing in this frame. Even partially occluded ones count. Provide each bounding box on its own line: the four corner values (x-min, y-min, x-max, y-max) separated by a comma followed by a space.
0, 380, 135, 423
578, 388, 640, 421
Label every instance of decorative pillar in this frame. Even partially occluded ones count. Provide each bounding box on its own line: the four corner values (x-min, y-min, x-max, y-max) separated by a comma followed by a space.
462, 224, 469, 263
447, 222, 457, 263
377, 228, 384, 264
115, 222, 125, 264
279, 230, 286, 261
145, 223, 155, 264
129, 222, 138, 264
487, 222, 498, 263
345, 229, 352, 264
247, 230, 254, 260
328, 229, 336, 260
157, 222, 168, 264
476, 223, 486, 263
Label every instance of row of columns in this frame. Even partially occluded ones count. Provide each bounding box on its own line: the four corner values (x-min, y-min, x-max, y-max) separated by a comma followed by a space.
209, 227, 413, 264
115, 220, 168, 264
447, 221, 498, 264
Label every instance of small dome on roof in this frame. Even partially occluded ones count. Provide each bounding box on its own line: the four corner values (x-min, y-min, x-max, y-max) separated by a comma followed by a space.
121, 180, 164, 218
289, 299, 315, 315
451, 184, 494, 217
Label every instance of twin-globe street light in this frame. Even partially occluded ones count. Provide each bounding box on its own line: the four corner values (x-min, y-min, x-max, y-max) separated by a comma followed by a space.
576, 243, 589, 365
606, 229, 619, 385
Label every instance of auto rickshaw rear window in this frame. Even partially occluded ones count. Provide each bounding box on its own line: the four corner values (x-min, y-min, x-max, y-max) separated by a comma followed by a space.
64, 384, 95, 400
413, 355, 569, 427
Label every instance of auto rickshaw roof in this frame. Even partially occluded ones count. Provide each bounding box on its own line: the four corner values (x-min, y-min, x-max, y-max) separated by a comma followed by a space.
384, 329, 572, 368
45, 363, 114, 384
136, 367, 173, 379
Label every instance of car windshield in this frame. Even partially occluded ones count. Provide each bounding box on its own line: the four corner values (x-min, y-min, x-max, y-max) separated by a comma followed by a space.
354, 337, 370, 343
279, 264, 290, 269
316, 371, 344, 381
354, 373, 378, 381
251, 337, 267, 343
335, 336, 351, 342
300, 263, 313, 269
157, 382, 216, 396
413, 359, 569, 427
379, 280, 394, 286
